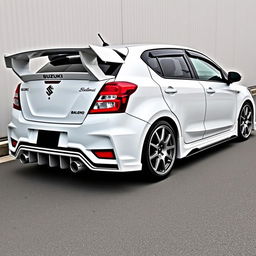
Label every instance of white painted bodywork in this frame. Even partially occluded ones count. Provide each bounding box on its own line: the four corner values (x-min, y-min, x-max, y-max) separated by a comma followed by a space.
6, 44, 256, 172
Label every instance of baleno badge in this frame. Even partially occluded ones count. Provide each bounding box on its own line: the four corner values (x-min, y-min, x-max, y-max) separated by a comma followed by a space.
79, 87, 96, 92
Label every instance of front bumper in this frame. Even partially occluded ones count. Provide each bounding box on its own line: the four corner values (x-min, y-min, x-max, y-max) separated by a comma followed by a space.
8, 110, 149, 172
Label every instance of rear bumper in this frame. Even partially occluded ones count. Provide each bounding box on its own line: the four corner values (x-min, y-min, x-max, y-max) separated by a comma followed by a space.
11, 143, 118, 171
8, 110, 150, 172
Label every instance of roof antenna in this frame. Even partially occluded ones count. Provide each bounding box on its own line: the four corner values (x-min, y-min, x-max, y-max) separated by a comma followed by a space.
98, 33, 109, 47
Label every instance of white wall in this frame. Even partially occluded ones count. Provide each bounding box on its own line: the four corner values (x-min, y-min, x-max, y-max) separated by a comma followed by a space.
0, 0, 256, 138
0, 0, 122, 138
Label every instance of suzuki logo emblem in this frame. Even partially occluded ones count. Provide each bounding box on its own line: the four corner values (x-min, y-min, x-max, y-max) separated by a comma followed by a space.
46, 85, 54, 99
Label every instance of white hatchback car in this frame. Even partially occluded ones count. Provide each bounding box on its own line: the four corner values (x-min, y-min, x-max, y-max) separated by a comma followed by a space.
5, 44, 256, 180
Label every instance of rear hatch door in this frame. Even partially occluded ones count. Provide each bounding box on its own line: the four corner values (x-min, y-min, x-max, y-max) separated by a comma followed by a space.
20, 80, 107, 124
5, 45, 126, 124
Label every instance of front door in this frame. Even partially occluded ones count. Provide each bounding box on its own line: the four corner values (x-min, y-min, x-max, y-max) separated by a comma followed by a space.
189, 56, 237, 138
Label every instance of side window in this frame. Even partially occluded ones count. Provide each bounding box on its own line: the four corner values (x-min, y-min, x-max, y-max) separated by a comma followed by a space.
158, 56, 191, 79
147, 57, 162, 76
190, 58, 223, 82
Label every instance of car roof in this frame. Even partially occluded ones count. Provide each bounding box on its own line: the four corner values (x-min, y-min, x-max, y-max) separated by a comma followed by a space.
110, 44, 197, 52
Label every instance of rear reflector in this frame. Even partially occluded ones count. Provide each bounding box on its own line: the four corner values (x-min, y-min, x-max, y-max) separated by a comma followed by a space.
89, 81, 137, 113
92, 150, 115, 159
11, 138, 17, 147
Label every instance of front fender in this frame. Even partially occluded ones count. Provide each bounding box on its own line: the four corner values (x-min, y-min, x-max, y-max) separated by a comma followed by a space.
233, 84, 256, 130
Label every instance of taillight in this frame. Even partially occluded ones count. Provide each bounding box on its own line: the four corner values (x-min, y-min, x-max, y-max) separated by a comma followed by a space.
13, 83, 21, 110
89, 82, 137, 114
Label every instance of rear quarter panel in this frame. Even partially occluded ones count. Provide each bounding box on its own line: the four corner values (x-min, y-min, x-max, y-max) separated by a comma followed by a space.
116, 47, 171, 124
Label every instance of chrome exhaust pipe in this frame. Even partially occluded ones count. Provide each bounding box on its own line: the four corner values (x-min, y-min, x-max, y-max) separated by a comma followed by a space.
70, 161, 85, 173
20, 153, 29, 164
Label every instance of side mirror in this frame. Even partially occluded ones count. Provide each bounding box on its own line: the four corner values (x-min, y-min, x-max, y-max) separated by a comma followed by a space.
228, 71, 241, 84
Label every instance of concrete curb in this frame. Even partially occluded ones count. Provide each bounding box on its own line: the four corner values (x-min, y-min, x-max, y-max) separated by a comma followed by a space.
0, 155, 15, 164
0, 141, 8, 157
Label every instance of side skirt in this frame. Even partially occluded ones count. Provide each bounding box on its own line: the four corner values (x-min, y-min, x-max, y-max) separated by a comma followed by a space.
185, 135, 237, 158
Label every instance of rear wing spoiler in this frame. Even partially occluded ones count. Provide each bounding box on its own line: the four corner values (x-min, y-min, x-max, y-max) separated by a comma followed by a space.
4, 45, 124, 82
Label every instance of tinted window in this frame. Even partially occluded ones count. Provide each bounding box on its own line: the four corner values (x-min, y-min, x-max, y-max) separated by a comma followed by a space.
147, 57, 162, 75
158, 56, 191, 79
190, 58, 223, 82
141, 49, 192, 79
97, 59, 122, 76
38, 56, 122, 76
38, 57, 87, 73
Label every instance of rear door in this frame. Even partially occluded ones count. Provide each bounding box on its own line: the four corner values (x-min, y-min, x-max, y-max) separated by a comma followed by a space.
187, 50, 237, 138
143, 49, 206, 144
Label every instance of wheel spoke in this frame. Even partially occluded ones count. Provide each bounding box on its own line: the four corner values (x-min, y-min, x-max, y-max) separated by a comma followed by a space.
241, 125, 246, 136
166, 145, 175, 150
161, 127, 165, 140
166, 154, 172, 161
150, 152, 158, 160
247, 111, 252, 120
154, 157, 160, 170
155, 132, 161, 143
245, 126, 249, 136
164, 134, 171, 144
161, 158, 166, 170
244, 106, 248, 116
150, 143, 158, 149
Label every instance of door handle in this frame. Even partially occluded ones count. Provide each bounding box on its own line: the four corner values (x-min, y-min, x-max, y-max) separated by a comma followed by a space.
164, 86, 177, 94
206, 87, 215, 94
229, 89, 240, 94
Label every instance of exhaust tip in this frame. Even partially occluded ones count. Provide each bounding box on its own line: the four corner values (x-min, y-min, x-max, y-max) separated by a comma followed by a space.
70, 161, 85, 173
20, 153, 29, 164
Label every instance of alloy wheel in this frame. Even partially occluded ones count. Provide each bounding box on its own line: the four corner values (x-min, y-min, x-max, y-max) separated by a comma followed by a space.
239, 104, 253, 139
148, 124, 176, 176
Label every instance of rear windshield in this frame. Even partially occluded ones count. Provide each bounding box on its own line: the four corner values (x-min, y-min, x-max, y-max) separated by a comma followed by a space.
37, 55, 123, 76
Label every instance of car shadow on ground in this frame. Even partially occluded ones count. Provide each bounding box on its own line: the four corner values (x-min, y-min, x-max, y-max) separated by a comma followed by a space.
173, 139, 236, 172
14, 161, 150, 193
13, 136, 252, 192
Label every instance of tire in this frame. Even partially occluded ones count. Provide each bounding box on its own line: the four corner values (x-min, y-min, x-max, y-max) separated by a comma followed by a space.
142, 120, 177, 181
237, 102, 253, 141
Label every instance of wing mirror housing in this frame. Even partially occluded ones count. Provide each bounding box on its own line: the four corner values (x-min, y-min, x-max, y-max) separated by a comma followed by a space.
227, 71, 241, 84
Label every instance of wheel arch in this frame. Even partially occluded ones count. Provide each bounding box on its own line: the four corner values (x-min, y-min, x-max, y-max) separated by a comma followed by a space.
150, 116, 179, 138
243, 99, 254, 111
140, 113, 182, 163
239, 98, 255, 130
146, 111, 182, 137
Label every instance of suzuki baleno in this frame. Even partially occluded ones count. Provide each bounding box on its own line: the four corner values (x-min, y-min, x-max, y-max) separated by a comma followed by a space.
5, 44, 256, 180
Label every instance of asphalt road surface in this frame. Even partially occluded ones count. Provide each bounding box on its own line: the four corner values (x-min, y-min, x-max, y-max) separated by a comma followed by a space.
1, 135, 256, 256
